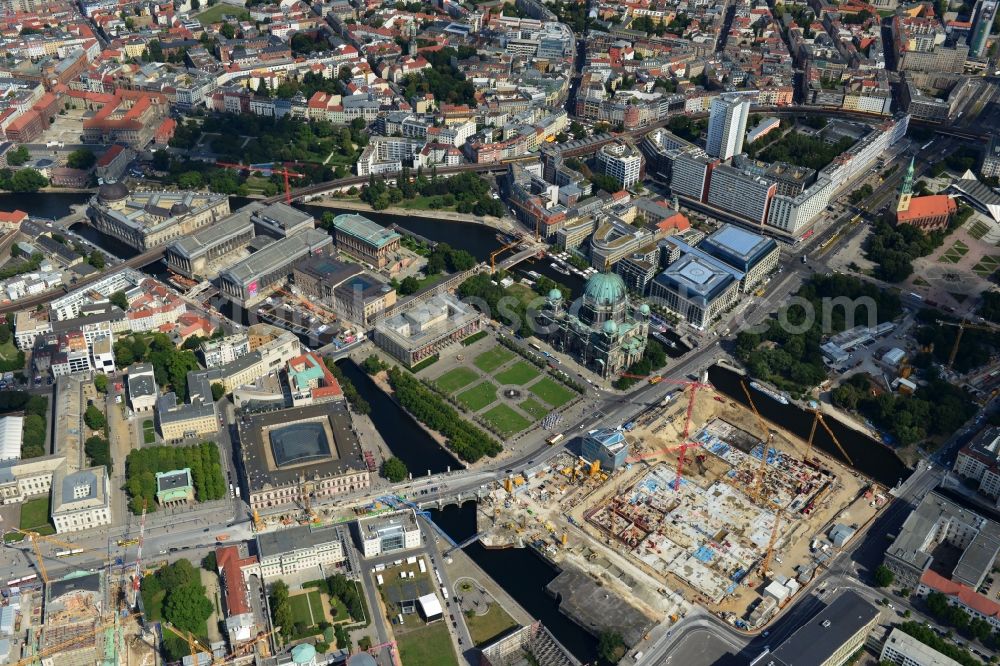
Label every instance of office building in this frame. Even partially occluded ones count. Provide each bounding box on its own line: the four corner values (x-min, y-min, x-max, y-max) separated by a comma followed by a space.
892, 16, 970, 76
255, 524, 346, 579
762, 591, 879, 666
238, 401, 370, 514
595, 140, 644, 190
330, 213, 402, 269
581, 429, 629, 471
373, 293, 483, 367
200, 334, 251, 369
356, 509, 422, 558
706, 93, 751, 161
670, 149, 716, 201
218, 229, 332, 307
880, 628, 962, 666
698, 225, 780, 291
969, 0, 998, 57
953, 427, 1000, 504
87, 183, 230, 252
649, 254, 741, 329
127, 363, 157, 413
156, 372, 218, 443
538, 273, 650, 379
50, 466, 112, 534
706, 164, 777, 226
982, 135, 1000, 179
767, 177, 834, 235
883, 491, 1000, 590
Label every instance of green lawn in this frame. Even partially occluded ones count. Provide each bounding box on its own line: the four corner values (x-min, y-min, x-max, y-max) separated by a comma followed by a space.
0, 339, 17, 362
396, 196, 458, 212
529, 377, 576, 408
474, 347, 515, 373
466, 604, 518, 646
968, 220, 992, 240
14, 496, 55, 539
397, 621, 459, 666
435, 367, 479, 393
329, 595, 350, 623
457, 382, 497, 411
519, 398, 549, 420
288, 591, 322, 628
195, 4, 250, 24
494, 361, 540, 386
973, 255, 1000, 276
482, 404, 532, 437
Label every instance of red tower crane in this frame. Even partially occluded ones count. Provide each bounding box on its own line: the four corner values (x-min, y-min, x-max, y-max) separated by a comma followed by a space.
623, 375, 713, 490
214, 162, 305, 204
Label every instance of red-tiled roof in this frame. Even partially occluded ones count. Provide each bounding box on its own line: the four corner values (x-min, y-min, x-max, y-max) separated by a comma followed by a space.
920, 570, 1000, 619
897, 194, 956, 223
216, 546, 257, 617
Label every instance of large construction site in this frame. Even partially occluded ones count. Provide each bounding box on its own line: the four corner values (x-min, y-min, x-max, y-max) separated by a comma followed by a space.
476, 379, 889, 628
0, 524, 156, 666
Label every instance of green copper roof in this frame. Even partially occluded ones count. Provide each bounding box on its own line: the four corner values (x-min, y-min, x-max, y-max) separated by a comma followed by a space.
292, 644, 317, 664
584, 272, 627, 307
548, 288, 562, 301
900, 157, 915, 196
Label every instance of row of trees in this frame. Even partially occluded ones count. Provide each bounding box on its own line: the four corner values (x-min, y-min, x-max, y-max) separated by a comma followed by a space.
85, 435, 111, 471
323, 358, 371, 415
114, 333, 200, 402
20, 395, 47, 459
735, 274, 902, 396
142, 560, 214, 661
387, 366, 502, 462
125, 442, 227, 514
896, 622, 980, 666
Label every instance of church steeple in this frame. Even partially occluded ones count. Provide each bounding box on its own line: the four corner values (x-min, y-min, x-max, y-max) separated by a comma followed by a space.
897, 157, 915, 214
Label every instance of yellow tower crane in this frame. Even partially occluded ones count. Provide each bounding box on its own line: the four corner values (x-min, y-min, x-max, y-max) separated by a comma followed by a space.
759, 508, 784, 578
3, 528, 94, 585
936, 319, 1000, 369
490, 239, 521, 273
740, 381, 774, 505
804, 409, 854, 466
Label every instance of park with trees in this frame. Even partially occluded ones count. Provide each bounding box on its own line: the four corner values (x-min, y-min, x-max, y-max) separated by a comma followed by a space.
734, 274, 901, 396
113, 332, 201, 402
141, 559, 214, 661
124, 442, 227, 513
360, 170, 504, 217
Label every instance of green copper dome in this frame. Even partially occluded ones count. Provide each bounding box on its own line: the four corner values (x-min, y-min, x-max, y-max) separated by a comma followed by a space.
603, 319, 619, 335
639, 303, 651, 316
291, 644, 316, 664
583, 272, 627, 307
548, 288, 562, 301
